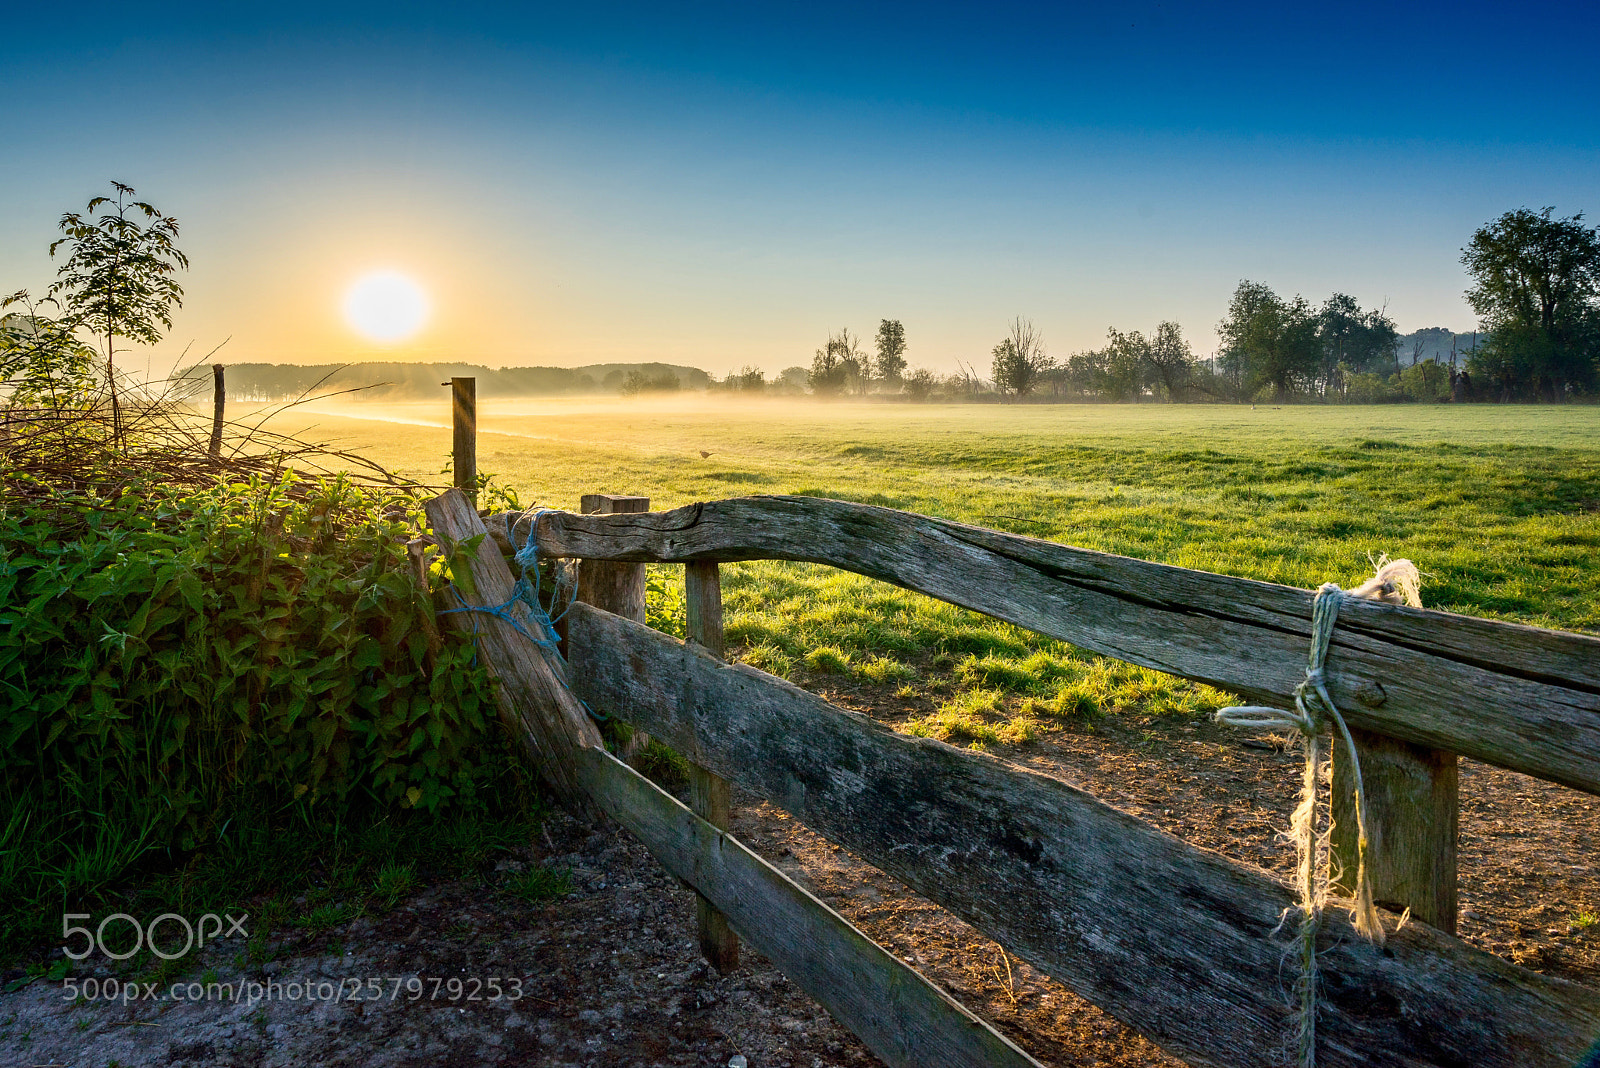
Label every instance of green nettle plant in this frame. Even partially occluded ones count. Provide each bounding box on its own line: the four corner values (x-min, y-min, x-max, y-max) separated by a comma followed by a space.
45, 181, 189, 439
0, 475, 507, 946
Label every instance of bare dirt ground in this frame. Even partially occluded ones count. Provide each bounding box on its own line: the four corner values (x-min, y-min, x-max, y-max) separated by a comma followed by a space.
6, 677, 1599, 1067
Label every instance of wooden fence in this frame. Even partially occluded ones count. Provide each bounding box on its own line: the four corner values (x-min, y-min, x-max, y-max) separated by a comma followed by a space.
425, 488, 1600, 1068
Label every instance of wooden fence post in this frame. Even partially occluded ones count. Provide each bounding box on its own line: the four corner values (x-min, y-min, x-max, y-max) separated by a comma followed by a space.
686, 559, 740, 973
450, 377, 477, 505
576, 494, 649, 618
209, 363, 225, 458
1332, 732, 1458, 933
575, 494, 652, 766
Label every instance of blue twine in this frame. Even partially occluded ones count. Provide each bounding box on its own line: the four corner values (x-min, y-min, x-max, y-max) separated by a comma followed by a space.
440, 507, 606, 721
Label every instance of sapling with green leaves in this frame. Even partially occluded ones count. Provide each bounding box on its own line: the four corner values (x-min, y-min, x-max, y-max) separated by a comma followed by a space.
46, 181, 190, 440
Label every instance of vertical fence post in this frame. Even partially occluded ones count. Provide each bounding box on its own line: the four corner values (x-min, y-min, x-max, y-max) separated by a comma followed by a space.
685, 559, 740, 973
450, 377, 477, 505
209, 363, 225, 459
1332, 732, 1458, 933
576, 494, 649, 618
576, 493, 651, 760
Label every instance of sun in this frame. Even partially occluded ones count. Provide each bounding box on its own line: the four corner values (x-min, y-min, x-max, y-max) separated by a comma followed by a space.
343, 270, 430, 343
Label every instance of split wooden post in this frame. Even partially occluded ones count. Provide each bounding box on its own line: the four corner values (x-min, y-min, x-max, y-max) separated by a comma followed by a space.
208, 363, 225, 458
1332, 733, 1459, 932
423, 488, 603, 806
449, 377, 477, 504
686, 559, 740, 972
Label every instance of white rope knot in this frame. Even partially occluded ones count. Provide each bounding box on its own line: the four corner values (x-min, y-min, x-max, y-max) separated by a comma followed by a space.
1214, 560, 1420, 1068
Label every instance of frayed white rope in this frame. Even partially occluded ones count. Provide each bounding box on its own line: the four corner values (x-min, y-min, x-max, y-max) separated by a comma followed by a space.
1215, 559, 1420, 1068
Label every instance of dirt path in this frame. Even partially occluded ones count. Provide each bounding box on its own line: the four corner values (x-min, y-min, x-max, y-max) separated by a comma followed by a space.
7, 697, 1598, 1067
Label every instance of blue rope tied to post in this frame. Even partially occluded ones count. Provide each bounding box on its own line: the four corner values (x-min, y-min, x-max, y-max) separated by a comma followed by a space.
440, 508, 606, 721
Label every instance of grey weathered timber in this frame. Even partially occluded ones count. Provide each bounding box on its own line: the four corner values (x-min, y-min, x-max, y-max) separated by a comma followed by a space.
566, 602, 1600, 1068
1332, 727, 1459, 932
685, 559, 739, 972
449, 378, 477, 504
521, 495, 1600, 796
425, 489, 603, 803
573, 745, 1044, 1068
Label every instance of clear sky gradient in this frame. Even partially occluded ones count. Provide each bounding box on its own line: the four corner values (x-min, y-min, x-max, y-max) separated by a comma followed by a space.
4, 1, 1596, 376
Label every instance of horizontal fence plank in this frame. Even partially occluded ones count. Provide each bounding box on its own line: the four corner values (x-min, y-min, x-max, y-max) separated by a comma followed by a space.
574, 745, 1044, 1068
521, 496, 1600, 796
567, 602, 1600, 1068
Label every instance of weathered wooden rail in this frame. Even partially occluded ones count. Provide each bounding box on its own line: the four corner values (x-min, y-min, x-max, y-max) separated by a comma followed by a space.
429, 489, 1600, 1068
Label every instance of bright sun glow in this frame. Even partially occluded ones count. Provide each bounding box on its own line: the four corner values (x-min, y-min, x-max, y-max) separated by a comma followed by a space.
343, 270, 430, 343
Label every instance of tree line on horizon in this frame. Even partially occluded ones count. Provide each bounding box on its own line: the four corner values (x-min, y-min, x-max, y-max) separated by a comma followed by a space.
780, 209, 1598, 404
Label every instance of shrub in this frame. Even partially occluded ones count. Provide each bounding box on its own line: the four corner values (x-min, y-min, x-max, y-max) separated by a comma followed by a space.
0, 473, 503, 943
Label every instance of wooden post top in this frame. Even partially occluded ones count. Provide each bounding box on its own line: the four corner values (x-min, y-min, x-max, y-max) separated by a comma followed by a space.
581, 494, 650, 515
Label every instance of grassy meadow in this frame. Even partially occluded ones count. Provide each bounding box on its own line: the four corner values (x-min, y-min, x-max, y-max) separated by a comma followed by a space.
265, 397, 1600, 747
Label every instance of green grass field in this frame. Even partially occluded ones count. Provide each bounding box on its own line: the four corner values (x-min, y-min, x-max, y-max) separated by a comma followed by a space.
268, 398, 1600, 745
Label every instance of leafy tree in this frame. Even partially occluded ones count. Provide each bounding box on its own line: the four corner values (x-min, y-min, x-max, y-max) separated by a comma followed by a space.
1216, 281, 1320, 402
903, 366, 937, 401
1318, 293, 1398, 397
1099, 328, 1149, 400
774, 366, 811, 394
991, 317, 1051, 397
809, 328, 866, 396
47, 182, 189, 438
1144, 321, 1195, 402
1462, 207, 1600, 400
725, 365, 765, 392
874, 319, 908, 386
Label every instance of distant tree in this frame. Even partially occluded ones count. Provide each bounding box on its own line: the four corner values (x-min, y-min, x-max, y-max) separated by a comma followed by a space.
903, 366, 937, 401
47, 182, 188, 439
809, 328, 866, 396
619, 370, 680, 396
1318, 293, 1362, 392
990, 317, 1051, 397
774, 366, 811, 394
1100, 328, 1149, 401
727, 365, 765, 392
1145, 321, 1194, 401
874, 319, 908, 386
1318, 294, 1398, 397
1462, 207, 1600, 400
1216, 281, 1320, 402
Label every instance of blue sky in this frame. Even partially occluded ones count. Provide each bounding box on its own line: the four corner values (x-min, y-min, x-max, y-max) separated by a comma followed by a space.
3, 1, 1596, 374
